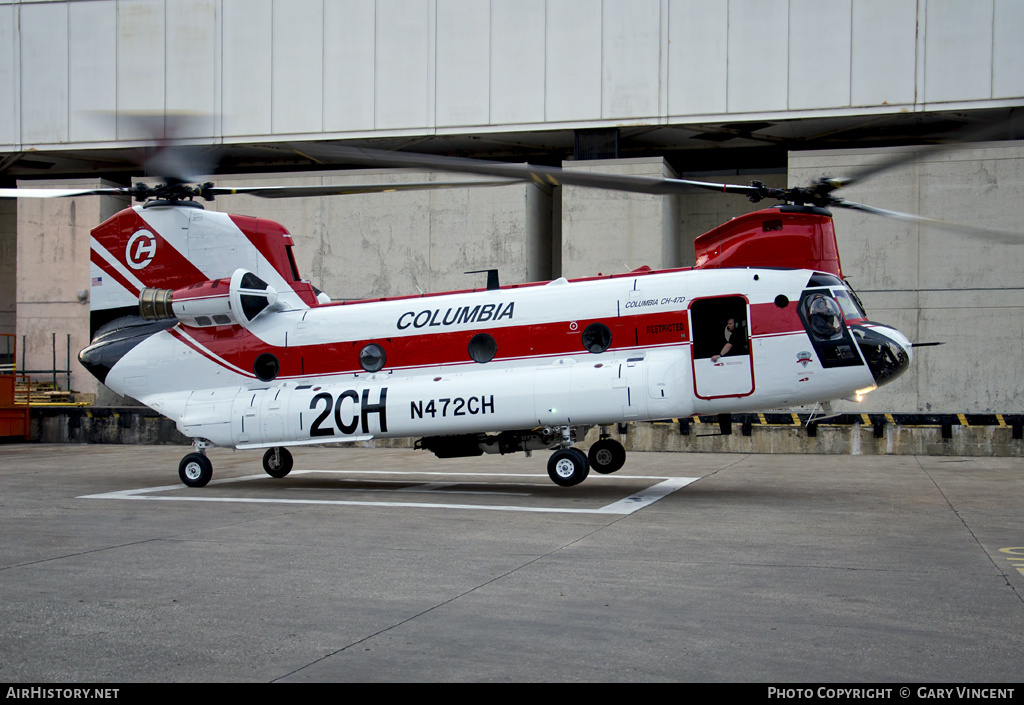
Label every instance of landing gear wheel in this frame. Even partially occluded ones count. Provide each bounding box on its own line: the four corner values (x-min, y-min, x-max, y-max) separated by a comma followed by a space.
547, 448, 590, 487
179, 453, 212, 488
588, 438, 626, 474
263, 447, 293, 478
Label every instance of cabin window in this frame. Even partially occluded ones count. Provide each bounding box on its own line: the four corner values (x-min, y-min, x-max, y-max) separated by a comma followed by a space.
359, 343, 386, 372
468, 333, 497, 363
581, 322, 612, 353
254, 353, 280, 381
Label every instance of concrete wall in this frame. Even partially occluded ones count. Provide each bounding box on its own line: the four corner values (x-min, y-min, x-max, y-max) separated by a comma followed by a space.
560, 158, 680, 278
3, 0, 1023, 151
790, 141, 1024, 414
15, 180, 127, 396
205, 170, 553, 299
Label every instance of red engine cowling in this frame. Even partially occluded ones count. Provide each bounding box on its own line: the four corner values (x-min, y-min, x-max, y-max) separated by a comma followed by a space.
693, 206, 843, 278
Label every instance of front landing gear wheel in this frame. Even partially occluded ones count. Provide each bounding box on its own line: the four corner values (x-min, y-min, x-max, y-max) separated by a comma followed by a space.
588, 438, 626, 474
179, 453, 212, 488
547, 448, 590, 487
263, 447, 293, 478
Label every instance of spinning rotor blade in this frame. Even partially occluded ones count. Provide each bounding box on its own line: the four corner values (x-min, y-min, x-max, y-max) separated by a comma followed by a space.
0, 187, 131, 199
811, 109, 1024, 195
834, 199, 1024, 244
209, 178, 522, 199
278, 142, 761, 198
0, 179, 523, 202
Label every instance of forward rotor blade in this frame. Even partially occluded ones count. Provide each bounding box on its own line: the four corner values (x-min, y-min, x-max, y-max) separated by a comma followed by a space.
818, 109, 1024, 193
0, 187, 130, 199
209, 178, 524, 199
278, 143, 760, 197
835, 199, 1024, 244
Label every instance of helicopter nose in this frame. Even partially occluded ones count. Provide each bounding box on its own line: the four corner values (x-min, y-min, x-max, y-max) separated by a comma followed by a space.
850, 324, 912, 387
78, 318, 177, 384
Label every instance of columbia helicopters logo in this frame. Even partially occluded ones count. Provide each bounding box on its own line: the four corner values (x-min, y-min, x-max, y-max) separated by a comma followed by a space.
125, 229, 157, 270
797, 351, 813, 367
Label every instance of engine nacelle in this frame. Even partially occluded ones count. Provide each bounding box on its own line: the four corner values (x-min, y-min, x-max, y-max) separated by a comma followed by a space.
139, 269, 279, 328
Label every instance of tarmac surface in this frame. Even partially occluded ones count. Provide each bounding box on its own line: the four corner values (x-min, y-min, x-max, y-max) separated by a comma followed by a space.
0, 443, 1021, 683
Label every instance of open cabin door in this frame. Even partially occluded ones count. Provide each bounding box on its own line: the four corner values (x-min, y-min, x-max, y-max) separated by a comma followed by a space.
690, 296, 754, 399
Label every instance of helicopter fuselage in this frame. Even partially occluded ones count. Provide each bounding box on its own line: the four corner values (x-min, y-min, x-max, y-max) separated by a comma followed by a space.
98, 263, 908, 450
76, 202, 911, 487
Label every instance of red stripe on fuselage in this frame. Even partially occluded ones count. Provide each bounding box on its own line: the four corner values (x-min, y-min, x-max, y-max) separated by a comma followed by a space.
165, 299, 809, 381
167, 310, 693, 380
750, 300, 805, 337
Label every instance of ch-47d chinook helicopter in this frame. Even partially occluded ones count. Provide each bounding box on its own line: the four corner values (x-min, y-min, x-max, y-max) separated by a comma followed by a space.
1, 127, 1016, 489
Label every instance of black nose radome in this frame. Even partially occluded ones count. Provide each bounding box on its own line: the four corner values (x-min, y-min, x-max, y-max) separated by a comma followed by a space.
851, 324, 910, 387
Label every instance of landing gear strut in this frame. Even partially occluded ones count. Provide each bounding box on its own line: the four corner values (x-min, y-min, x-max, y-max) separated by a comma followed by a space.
544, 426, 627, 487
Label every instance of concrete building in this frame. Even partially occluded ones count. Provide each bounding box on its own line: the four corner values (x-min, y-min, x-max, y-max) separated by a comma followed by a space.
1, 0, 1022, 414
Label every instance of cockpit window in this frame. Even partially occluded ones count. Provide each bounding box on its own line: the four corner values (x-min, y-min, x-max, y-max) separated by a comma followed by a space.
804, 293, 844, 339
832, 289, 865, 321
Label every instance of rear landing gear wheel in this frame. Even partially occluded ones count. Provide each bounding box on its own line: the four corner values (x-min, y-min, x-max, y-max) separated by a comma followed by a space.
263, 447, 293, 478
547, 448, 590, 487
179, 452, 212, 488
588, 438, 626, 474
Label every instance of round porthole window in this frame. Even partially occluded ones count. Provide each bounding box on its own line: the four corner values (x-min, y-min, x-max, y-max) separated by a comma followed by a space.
468, 333, 497, 363
359, 343, 386, 372
253, 353, 280, 382
581, 322, 612, 354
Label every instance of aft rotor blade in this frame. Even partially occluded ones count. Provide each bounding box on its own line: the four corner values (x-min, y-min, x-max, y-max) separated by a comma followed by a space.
0, 187, 131, 199
836, 199, 1024, 244
279, 143, 760, 197
209, 178, 524, 199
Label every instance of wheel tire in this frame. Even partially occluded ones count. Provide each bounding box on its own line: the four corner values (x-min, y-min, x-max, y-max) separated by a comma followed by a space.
547, 448, 590, 487
263, 447, 293, 478
588, 438, 626, 474
178, 452, 213, 488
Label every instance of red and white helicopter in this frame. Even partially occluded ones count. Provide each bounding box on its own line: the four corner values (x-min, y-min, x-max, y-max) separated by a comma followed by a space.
2, 134, 1008, 488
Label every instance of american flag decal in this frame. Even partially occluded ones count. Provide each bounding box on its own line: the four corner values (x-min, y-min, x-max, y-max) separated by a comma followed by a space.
91, 276, 102, 286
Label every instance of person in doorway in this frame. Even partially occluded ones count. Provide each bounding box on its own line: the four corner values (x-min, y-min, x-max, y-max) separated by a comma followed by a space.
711, 318, 742, 362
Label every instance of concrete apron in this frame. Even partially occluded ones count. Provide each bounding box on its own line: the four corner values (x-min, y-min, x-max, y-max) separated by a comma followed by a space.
22, 407, 1024, 457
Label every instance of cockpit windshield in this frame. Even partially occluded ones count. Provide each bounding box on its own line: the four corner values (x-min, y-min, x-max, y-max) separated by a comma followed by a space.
833, 289, 866, 321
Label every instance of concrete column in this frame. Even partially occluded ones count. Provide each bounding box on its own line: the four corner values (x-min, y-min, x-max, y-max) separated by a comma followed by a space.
559, 157, 680, 278
15, 179, 127, 398
0, 198, 15, 336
